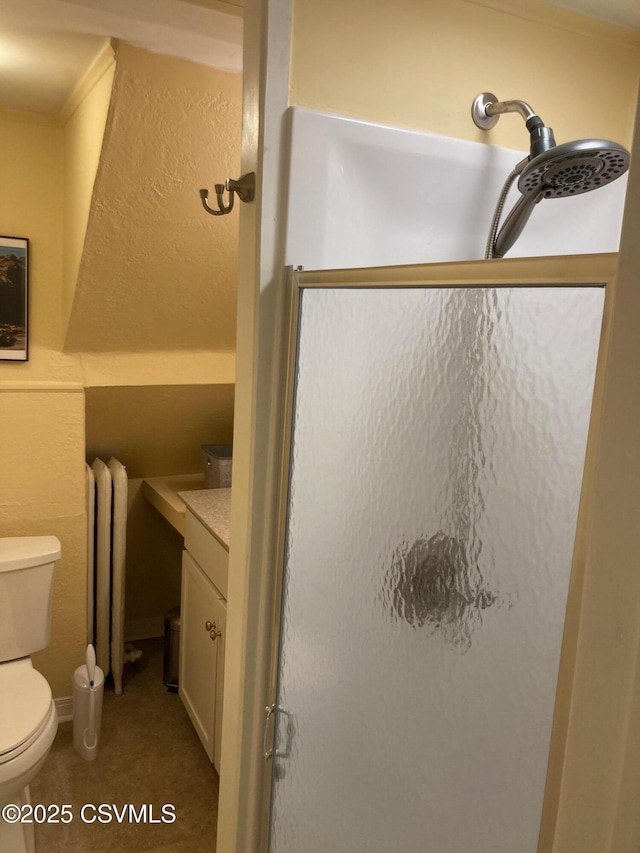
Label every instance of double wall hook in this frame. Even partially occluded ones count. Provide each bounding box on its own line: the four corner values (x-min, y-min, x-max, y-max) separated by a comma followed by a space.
199, 172, 256, 216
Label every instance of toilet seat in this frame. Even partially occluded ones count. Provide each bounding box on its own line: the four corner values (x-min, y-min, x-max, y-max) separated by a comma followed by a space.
0, 661, 53, 763
0, 703, 56, 767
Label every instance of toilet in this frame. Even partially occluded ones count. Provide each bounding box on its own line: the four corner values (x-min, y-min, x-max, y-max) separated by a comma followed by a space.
0, 536, 60, 853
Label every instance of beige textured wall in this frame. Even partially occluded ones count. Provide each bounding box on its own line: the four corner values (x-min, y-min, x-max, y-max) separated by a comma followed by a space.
84, 383, 234, 633
65, 43, 242, 358
1, 44, 242, 697
85, 384, 234, 478
73, 46, 242, 645
0, 391, 87, 697
71, 46, 241, 644
0, 114, 87, 698
62, 45, 116, 341
290, 0, 640, 149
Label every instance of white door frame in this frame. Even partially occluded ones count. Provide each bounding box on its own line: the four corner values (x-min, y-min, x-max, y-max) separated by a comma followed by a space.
549, 96, 640, 853
216, 0, 293, 851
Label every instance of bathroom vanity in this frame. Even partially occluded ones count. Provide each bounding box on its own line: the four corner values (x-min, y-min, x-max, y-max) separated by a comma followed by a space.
178, 488, 230, 773
142, 477, 230, 772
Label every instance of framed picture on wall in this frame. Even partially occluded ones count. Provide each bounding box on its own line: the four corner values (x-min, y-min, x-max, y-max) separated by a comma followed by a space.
0, 236, 28, 362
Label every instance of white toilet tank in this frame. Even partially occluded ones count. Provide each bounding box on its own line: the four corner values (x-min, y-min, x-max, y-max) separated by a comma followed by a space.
0, 536, 60, 663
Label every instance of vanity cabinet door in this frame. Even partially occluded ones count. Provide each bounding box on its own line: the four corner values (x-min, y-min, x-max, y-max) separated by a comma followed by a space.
180, 549, 219, 763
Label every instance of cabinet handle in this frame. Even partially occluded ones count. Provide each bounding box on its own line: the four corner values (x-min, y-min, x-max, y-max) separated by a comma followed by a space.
205, 620, 214, 631
210, 626, 222, 641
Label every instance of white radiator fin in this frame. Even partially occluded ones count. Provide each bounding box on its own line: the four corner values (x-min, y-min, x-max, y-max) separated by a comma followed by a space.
85, 463, 95, 649
87, 457, 128, 696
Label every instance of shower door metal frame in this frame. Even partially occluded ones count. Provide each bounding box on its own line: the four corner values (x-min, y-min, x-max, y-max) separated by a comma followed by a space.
259, 252, 617, 853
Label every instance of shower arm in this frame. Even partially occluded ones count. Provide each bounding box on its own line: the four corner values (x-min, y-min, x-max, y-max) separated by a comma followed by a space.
485, 99, 538, 123
472, 93, 539, 128
472, 93, 557, 157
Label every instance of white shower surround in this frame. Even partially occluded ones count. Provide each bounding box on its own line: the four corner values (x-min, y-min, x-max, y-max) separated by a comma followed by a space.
285, 107, 627, 269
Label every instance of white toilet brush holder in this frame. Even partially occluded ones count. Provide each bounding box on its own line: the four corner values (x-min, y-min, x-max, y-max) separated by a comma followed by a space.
73, 645, 104, 761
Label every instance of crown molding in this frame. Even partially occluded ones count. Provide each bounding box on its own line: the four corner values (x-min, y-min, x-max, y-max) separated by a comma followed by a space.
465, 0, 640, 49
57, 40, 117, 127
0, 108, 59, 126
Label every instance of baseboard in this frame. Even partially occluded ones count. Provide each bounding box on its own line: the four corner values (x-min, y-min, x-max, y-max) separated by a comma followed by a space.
55, 696, 73, 723
125, 616, 164, 642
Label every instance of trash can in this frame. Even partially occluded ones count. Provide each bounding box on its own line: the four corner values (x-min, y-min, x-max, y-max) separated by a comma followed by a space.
73, 661, 104, 761
163, 606, 181, 692
201, 444, 233, 488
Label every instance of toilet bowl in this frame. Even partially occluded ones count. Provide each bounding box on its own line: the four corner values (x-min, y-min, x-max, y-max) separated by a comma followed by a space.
0, 537, 61, 853
0, 660, 58, 795
0, 665, 58, 853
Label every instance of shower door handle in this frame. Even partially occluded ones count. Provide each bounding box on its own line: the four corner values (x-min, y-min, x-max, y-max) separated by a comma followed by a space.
263, 704, 275, 760
263, 704, 294, 761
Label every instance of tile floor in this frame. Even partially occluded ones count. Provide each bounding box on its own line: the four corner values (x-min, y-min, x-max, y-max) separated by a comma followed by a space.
30, 638, 219, 852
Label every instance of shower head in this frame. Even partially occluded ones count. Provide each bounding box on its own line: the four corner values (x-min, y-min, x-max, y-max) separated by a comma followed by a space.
471, 93, 631, 258
493, 138, 630, 258
516, 138, 629, 198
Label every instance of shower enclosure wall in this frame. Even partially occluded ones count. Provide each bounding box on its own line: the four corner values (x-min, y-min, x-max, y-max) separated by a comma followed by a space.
258, 109, 626, 852
285, 107, 627, 269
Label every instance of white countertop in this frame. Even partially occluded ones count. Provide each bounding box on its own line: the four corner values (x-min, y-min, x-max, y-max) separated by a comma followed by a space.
179, 488, 231, 551
142, 474, 205, 536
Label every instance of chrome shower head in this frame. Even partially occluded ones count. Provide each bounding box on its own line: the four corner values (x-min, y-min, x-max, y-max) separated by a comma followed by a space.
517, 138, 629, 198
471, 93, 631, 258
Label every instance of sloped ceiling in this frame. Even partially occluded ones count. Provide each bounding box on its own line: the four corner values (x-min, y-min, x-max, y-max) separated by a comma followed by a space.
545, 0, 640, 29
64, 42, 242, 353
0, 25, 107, 114
0, 0, 242, 115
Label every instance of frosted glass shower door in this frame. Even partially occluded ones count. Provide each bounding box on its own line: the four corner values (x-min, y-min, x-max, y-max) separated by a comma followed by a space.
268, 283, 604, 853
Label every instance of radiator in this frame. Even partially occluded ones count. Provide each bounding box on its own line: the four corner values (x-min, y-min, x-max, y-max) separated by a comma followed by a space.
86, 458, 129, 696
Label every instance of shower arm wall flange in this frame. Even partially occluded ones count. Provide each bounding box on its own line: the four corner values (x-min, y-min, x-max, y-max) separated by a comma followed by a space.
471, 93, 539, 131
